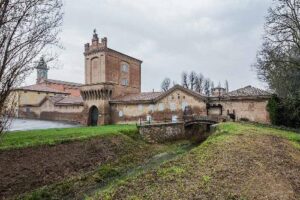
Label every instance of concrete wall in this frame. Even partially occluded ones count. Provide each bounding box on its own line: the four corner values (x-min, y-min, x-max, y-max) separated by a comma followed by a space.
111, 89, 207, 124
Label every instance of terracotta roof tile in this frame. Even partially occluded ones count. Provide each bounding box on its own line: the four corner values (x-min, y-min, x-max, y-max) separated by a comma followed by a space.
18, 84, 69, 94
224, 85, 271, 97
44, 79, 83, 87
112, 92, 163, 102
55, 96, 83, 105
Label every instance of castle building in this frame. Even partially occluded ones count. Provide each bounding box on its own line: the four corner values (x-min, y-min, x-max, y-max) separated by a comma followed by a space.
12, 31, 272, 125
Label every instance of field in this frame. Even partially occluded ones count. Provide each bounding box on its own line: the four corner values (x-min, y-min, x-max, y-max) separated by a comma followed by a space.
0, 125, 137, 150
1, 123, 300, 200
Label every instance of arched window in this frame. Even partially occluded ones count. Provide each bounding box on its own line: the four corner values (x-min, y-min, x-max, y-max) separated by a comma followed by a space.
121, 63, 129, 73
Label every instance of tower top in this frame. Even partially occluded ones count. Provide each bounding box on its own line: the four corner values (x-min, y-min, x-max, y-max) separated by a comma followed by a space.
36, 57, 48, 70
92, 29, 99, 43
36, 57, 48, 84
84, 29, 108, 54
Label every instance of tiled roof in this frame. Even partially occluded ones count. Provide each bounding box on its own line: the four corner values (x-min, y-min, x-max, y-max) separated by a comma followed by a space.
44, 79, 83, 87
224, 85, 271, 97
48, 94, 66, 104
111, 85, 208, 103
48, 94, 83, 106
18, 84, 69, 94
112, 92, 163, 102
56, 96, 83, 105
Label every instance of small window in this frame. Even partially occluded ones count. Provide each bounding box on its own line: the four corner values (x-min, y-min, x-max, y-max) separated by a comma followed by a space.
181, 102, 188, 111
138, 104, 143, 111
26, 107, 30, 113
149, 104, 155, 112
121, 79, 129, 86
158, 103, 164, 111
169, 103, 176, 111
121, 63, 129, 73
172, 115, 178, 123
146, 115, 152, 122
119, 111, 123, 117
183, 96, 185, 99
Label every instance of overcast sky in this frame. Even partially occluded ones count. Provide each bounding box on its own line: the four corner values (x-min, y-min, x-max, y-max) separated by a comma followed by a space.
26, 0, 272, 92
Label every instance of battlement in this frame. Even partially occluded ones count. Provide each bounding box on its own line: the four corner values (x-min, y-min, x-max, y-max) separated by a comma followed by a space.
84, 29, 107, 55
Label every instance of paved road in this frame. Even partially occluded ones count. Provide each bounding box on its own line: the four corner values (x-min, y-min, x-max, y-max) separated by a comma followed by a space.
7, 118, 80, 131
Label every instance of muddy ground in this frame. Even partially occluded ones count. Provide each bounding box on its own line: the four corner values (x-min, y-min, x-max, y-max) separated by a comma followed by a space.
0, 136, 129, 199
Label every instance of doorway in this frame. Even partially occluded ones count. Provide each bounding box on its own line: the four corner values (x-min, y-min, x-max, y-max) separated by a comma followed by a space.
88, 106, 99, 126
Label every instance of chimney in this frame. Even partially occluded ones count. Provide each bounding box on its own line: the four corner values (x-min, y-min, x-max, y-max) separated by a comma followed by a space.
101, 37, 107, 48
84, 43, 90, 52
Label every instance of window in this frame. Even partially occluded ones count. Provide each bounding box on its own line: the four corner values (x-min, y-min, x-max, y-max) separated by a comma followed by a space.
172, 115, 178, 123
121, 63, 129, 73
138, 104, 143, 111
146, 115, 152, 123
169, 103, 176, 111
26, 107, 30, 113
119, 111, 123, 117
181, 102, 188, 111
121, 79, 129, 86
158, 103, 164, 111
149, 104, 155, 112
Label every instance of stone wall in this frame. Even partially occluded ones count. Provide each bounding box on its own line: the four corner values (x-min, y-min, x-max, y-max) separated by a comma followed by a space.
211, 99, 270, 124
138, 122, 212, 143
138, 123, 185, 143
111, 89, 207, 124
40, 111, 82, 123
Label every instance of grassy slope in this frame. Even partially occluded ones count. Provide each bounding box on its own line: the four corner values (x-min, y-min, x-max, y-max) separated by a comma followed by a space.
90, 123, 300, 200
19, 135, 192, 200
0, 125, 136, 150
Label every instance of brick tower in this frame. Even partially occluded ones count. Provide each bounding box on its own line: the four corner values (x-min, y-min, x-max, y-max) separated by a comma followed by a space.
80, 30, 142, 125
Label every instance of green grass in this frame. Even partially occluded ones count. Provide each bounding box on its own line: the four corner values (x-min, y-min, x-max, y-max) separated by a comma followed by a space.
0, 125, 137, 150
217, 122, 300, 148
89, 122, 300, 200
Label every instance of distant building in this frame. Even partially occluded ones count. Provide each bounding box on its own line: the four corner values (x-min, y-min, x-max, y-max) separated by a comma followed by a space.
12, 30, 272, 125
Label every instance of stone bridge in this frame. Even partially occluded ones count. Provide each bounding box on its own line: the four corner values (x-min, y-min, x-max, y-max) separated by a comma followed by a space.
138, 115, 223, 143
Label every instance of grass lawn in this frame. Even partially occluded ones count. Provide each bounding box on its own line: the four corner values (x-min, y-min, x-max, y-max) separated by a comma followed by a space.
0, 124, 137, 150
89, 122, 300, 200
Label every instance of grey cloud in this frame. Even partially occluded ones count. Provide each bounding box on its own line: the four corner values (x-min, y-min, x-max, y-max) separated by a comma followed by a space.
25, 0, 272, 91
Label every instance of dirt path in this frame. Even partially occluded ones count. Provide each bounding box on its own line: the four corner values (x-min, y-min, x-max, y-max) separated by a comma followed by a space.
0, 136, 129, 199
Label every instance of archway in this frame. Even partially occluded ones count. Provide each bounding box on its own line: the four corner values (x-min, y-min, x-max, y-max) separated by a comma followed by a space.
88, 106, 99, 126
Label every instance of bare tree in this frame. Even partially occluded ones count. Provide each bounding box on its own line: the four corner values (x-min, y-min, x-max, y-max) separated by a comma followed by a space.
189, 71, 197, 90
225, 80, 229, 92
181, 72, 189, 89
255, 0, 300, 97
195, 73, 204, 93
0, 0, 63, 135
204, 79, 211, 96
211, 81, 215, 90
161, 77, 171, 92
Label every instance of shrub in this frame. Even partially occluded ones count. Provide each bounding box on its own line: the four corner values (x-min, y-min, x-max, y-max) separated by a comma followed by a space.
267, 94, 300, 128
240, 118, 249, 122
